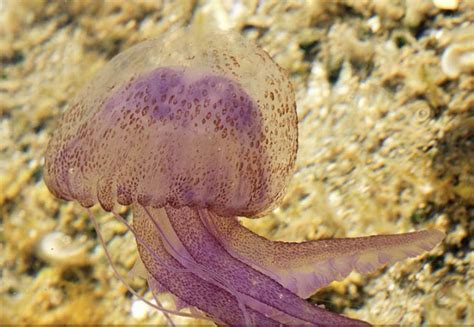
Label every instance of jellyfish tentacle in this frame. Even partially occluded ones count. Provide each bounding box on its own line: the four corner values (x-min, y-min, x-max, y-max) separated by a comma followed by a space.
109, 208, 256, 324
110, 210, 196, 275
112, 206, 250, 324
148, 276, 190, 312
133, 205, 282, 326
86, 208, 206, 322
139, 205, 253, 325
148, 277, 176, 327
113, 204, 249, 324
163, 205, 368, 326
110, 208, 236, 323
202, 212, 445, 298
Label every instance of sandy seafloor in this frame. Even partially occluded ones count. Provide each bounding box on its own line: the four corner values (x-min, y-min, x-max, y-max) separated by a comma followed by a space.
0, 0, 473, 325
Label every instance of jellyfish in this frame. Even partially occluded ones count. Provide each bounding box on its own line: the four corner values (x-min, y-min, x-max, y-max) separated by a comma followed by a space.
44, 28, 444, 326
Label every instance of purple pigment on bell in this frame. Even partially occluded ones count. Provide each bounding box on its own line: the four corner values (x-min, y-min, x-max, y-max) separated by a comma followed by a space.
44, 28, 444, 326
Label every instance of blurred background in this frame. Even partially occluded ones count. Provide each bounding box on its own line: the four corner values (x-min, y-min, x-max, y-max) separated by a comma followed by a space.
0, 0, 472, 325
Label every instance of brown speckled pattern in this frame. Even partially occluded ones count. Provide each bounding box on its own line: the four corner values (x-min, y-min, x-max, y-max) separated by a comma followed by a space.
44, 30, 297, 218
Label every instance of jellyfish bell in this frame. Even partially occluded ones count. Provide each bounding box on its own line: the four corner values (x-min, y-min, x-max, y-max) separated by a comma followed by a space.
44, 29, 297, 218
44, 28, 443, 326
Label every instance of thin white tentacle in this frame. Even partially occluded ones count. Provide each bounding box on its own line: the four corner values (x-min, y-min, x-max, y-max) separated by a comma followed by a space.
87, 208, 212, 322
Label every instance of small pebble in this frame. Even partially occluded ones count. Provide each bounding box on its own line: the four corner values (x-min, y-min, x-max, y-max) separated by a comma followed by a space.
131, 298, 154, 320
433, 0, 459, 10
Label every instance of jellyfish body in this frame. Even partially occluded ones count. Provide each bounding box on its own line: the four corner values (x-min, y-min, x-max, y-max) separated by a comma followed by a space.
44, 29, 443, 326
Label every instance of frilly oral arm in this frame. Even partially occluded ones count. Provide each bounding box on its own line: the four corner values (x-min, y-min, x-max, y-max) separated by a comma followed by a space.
203, 211, 445, 298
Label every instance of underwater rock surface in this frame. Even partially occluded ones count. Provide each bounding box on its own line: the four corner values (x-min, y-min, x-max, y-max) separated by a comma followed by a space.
0, 0, 472, 325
